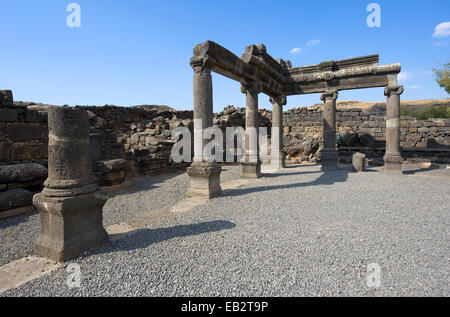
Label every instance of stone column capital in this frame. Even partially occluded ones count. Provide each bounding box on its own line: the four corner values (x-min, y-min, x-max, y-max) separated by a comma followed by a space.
384, 85, 404, 97
190, 56, 215, 75
320, 89, 338, 102
269, 95, 287, 106
241, 81, 263, 95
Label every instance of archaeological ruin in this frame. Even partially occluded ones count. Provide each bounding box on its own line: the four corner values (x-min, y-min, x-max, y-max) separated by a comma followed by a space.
1, 41, 449, 261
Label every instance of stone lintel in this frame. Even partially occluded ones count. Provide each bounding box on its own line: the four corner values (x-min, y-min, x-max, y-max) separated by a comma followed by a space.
192, 41, 283, 96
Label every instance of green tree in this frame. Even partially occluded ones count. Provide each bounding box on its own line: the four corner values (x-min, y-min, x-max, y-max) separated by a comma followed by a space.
432, 62, 450, 94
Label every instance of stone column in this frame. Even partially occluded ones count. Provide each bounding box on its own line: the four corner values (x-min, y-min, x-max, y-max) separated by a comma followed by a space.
320, 89, 339, 171
186, 56, 222, 198
269, 95, 287, 169
34, 107, 108, 262
241, 81, 262, 179
384, 85, 404, 173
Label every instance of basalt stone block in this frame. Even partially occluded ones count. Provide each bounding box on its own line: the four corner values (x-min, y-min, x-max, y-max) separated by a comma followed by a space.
187, 162, 222, 198
0, 108, 18, 122
0, 90, 13, 107
0, 188, 33, 212
0, 163, 48, 185
352, 152, 366, 172
34, 192, 109, 262
6, 123, 41, 142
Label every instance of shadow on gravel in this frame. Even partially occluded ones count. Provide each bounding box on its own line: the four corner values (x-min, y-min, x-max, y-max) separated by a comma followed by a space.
224, 169, 349, 197
403, 166, 440, 175
106, 171, 186, 198
95, 220, 236, 255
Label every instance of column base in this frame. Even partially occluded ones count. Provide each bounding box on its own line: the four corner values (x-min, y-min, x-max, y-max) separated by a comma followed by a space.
34, 191, 109, 262
271, 151, 286, 170
187, 162, 222, 198
241, 161, 262, 179
321, 149, 338, 171
384, 154, 403, 174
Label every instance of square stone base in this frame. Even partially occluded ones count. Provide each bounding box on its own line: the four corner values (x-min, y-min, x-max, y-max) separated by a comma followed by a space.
384, 154, 403, 174
241, 161, 262, 179
34, 192, 109, 262
186, 162, 222, 198
271, 151, 286, 170
321, 150, 338, 171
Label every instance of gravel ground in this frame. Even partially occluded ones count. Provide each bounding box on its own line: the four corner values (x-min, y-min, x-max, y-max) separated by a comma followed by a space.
0, 166, 241, 267
1, 164, 449, 296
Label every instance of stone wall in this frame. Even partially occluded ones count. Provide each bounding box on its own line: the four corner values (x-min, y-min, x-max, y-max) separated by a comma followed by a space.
0, 95, 48, 166
283, 105, 450, 164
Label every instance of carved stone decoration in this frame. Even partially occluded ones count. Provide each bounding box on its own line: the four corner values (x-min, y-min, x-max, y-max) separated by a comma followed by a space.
34, 107, 109, 262
320, 89, 339, 171
383, 85, 404, 173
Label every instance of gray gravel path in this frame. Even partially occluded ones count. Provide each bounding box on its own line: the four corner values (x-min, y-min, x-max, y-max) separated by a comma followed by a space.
1, 164, 449, 296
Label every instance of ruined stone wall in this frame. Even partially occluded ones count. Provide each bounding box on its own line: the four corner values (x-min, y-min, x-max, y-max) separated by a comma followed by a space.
283, 105, 450, 164
0, 100, 48, 166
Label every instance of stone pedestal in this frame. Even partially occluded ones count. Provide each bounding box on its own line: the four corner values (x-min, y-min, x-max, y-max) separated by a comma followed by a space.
188, 55, 222, 198
241, 82, 262, 179
34, 107, 108, 262
320, 90, 338, 171
270, 95, 286, 169
186, 162, 222, 198
34, 192, 108, 262
384, 85, 404, 174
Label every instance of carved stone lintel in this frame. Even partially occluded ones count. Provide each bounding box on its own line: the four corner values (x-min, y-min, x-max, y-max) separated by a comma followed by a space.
384, 85, 404, 97
320, 89, 339, 102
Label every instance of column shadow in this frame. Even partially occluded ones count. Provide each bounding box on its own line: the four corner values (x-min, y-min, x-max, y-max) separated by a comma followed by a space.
223, 169, 350, 197
91, 220, 236, 255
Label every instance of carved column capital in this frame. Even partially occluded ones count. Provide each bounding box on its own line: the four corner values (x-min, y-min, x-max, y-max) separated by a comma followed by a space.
320, 89, 338, 102
269, 95, 287, 106
384, 85, 404, 97
190, 56, 215, 75
240, 81, 263, 95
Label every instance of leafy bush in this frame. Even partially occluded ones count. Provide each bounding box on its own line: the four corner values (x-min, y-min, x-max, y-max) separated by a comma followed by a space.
401, 105, 450, 119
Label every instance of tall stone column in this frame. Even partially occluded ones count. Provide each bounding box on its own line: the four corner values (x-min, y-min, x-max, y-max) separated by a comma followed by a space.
186, 56, 222, 198
320, 89, 339, 171
241, 81, 262, 179
34, 107, 108, 262
384, 85, 404, 173
269, 95, 287, 169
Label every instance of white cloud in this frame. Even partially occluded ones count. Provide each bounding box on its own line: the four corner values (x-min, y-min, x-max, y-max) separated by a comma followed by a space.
433, 40, 449, 46
290, 47, 302, 54
398, 71, 413, 83
433, 22, 450, 38
307, 39, 321, 46
407, 85, 421, 89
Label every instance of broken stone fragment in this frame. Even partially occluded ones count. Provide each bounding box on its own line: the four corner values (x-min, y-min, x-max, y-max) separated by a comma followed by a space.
0, 188, 33, 212
0, 163, 48, 185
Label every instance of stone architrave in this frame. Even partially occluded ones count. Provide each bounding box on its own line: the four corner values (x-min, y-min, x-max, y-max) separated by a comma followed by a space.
34, 107, 109, 262
320, 89, 339, 171
241, 81, 263, 179
384, 85, 404, 173
269, 95, 287, 169
186, 56, 222, 198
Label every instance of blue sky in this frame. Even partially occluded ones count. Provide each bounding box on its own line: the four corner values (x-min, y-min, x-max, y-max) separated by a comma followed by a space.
0, 0, 449, 112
